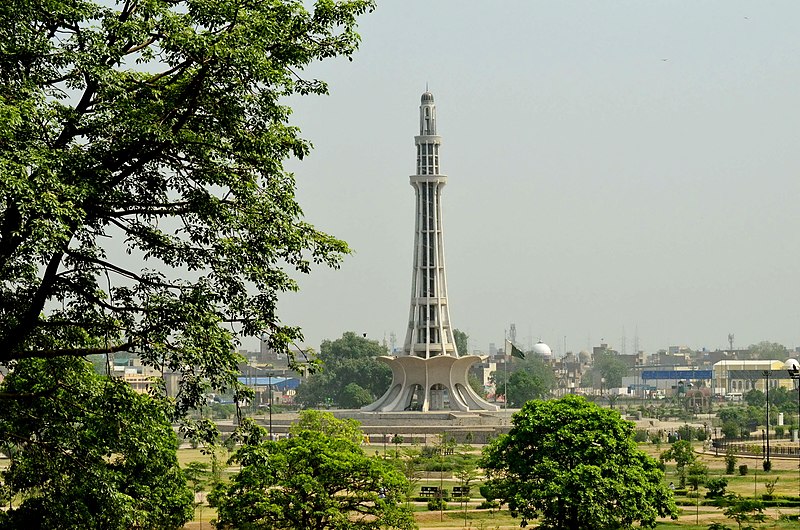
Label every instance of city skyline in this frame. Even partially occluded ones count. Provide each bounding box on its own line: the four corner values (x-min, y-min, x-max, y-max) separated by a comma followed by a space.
271, 2, 800, 356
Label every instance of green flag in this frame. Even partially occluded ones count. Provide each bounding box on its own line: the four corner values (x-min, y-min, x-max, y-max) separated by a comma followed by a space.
505, 340, 525, 359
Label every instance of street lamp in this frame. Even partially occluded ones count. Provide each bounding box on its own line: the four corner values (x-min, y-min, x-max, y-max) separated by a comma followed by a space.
762, 370, 771, 471
784, 358, 799, 507
267, 372, 273, 439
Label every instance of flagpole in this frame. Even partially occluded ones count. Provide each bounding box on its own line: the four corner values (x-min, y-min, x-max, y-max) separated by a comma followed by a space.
504, 336, 508, 411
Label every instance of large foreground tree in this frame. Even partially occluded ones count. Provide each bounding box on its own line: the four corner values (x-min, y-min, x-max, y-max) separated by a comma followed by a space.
481, 395, 677, 529
0, 0, 373, 522
0, 357, 194, 529
0, 0, 373, 415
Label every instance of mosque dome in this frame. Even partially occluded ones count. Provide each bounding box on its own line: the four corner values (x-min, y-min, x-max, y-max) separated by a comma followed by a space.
578, 350, 591, 364
421, 91, 434, 103
532, 341, 552, 358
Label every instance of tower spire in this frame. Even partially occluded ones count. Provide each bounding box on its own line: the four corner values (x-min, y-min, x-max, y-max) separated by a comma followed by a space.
404, 90, 453, 358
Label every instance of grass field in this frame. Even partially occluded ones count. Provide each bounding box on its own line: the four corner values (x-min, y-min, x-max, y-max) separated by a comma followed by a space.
179, 441, 800, 529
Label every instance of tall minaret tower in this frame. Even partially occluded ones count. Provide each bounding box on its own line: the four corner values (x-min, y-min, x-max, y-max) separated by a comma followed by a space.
363, 91, 498, 412
404, 91, 457, 358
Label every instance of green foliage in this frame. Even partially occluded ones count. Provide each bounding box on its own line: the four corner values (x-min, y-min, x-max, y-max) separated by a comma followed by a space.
717, 494, 767, 530
738, 464, 748, 476
706, 477, 728, 498
491, 355, 556, 404
341, 382, 375, 408
453, 329, 469, 355
0, 358, 193, 529
764, 477, 778, 497
661, 439, 696, 488
718, 405, 762, 435
744, 390, 765, 408
747, 341, 787, 360
289, 409, 364, 444
0, 0, 373, 421
725, 447, 737, 474
634, 429, 650, 442
685, 461, 709, 491
677, 424, 708, 441
468, 373, 488, 399
481, 395, 677, 529
427, 498, 447, 511
295, 332, 391, 408
591, 349, 630, 388
210, 423, 414, 530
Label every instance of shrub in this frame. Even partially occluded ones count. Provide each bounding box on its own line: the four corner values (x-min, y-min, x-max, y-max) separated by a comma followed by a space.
762, 460, 772, 472
706, 477, 728, 498
738, 464, 748, 476
427, 498, 447, 511
695, 428, 708, 441
774, 426, 784, 437
634, 429, 649, 443
477, 500, 500, 510
724, 448, 737, 474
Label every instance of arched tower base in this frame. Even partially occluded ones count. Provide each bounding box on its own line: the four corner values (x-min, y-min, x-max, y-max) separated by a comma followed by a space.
362, 355, 499, 412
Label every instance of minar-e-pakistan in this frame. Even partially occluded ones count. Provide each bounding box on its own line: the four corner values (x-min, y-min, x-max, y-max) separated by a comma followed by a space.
364, 91, 498, 412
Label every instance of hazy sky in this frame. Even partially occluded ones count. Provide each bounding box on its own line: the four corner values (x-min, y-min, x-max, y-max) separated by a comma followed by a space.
272, 1, 800, 356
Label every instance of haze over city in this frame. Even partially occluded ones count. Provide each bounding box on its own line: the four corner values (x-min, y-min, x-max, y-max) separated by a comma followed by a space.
274, 1, 800, 356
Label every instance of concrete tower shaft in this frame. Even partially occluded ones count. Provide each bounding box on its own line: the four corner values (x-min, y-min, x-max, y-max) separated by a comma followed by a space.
404, 91, 457, 359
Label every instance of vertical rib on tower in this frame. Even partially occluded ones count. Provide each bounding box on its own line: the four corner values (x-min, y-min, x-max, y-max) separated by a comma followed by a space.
404, 91, 457, 358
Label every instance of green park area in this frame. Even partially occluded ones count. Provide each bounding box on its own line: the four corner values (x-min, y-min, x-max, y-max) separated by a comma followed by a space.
2, 1, 800, 529
171, 403, 799, 530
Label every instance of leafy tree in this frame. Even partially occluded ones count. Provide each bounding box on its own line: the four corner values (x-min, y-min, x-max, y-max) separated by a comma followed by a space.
395, 449, 423, 507
289, 409, 364, 444
341, 382, 375, 408
0, 357, 193, 530
706, 477, 728, 498
185, 461, 211, 529
747, 341, 787, 360
209, 420, 415, 530
717, 494, 767, 530
295, 332, 391, 408
743, 389, 765, 408
505, 368, 550, 406
686, 461, 708, 492
467, 372, 488, 399
725, 447, 738, 474
1, 0, 376, 521
491, 354, 556, 404
481, 395, 677, 529
591, 350, 629, 389
660, 439, 696, 488
0, 0, 373, 418
453, 328, 469, 355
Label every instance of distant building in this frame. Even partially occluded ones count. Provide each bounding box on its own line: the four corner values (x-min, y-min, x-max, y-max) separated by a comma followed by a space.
712, 359, 794, 395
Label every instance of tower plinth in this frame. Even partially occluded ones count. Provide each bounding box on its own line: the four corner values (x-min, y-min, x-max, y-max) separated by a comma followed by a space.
364, 92, 498, 412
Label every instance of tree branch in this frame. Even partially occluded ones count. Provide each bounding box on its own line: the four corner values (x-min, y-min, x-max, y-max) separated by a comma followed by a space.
12, 341, 133, 361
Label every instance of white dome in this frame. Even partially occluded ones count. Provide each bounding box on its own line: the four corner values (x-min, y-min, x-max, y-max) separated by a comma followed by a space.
532, 341, 552, 357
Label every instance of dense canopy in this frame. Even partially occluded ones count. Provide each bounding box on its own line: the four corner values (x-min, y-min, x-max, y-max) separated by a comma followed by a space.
481, 395, 677, 529
0, 0, 373, 412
